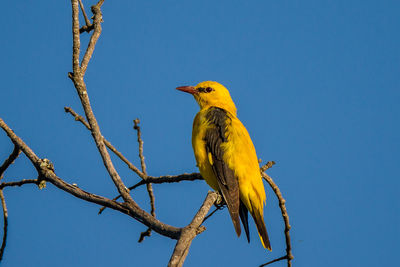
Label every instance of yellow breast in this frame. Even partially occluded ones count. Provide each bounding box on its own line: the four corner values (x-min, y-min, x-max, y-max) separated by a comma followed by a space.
192, 109, 220, 190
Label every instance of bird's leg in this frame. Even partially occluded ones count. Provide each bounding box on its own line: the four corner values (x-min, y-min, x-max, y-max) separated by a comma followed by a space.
214, 191, 226, 210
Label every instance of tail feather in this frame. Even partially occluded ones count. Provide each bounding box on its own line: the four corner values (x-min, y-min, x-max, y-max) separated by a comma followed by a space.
252, 208, 271, 250
239, 200, 250, 243
217, 187, 241, 237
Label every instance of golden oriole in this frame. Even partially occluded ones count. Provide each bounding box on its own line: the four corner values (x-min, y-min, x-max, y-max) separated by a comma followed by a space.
176, 81, 271, 250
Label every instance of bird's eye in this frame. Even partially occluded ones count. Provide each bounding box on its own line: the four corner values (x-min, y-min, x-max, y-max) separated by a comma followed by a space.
205, 87, 213, 93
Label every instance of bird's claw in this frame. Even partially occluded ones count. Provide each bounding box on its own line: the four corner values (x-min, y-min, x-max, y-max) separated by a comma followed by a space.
214, 191, 226, 209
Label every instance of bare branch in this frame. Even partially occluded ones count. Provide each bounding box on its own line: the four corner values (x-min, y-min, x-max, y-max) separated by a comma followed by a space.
261, 161, 275, 173
133, 173, 203, 188
99, 173, 203, 214
133, 119, 147, 176
133, 119, 147, 174
65, 108, 200, 215
202, 206, 221, 223
134, 119, 156, 242
259, 255, 289, 267
78, 0, 91, 28
168, 191, 218, 267
0, 179, 40, 190
71, 0, 80, 75
0, 118, 181, 239
64, 107, 146, 179
0, 190, 8, 261
0, 145, 20, 179
262, 172, 293, 267
80, 1, 104, 75
69, 0, 135, 207
64, 106, 90, 129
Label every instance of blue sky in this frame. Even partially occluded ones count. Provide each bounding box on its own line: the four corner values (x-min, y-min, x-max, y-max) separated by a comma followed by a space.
1, 0, 399, 266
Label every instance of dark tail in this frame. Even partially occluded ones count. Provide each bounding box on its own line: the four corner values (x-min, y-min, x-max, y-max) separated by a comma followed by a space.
252, 207, 271, 250
239, 200, 250, 243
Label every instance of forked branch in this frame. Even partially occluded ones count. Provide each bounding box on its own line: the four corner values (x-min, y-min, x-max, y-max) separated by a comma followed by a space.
260, 162, 293, 267
168, 191, 218, 267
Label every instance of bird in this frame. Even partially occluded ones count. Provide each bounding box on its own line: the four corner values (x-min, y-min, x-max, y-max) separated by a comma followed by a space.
176, 81, 271, 250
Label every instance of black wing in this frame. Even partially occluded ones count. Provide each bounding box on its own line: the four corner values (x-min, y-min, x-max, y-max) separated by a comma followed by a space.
205, 107, 241, 237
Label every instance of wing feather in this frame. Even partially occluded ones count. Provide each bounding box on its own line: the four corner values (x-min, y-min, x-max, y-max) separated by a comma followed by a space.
205, 107, 241, 237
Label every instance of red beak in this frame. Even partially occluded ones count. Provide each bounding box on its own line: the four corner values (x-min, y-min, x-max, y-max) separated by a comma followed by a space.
176, 86, 197, 95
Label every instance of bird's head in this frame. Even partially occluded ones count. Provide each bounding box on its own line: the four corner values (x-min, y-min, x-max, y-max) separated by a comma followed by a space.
176, 81, 237, 115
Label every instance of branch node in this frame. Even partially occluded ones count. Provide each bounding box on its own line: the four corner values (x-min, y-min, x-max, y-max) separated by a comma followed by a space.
261, 161, 276, 172
138, 228, 152, 243
0, 144, 21, 180
196, 226, 206, 235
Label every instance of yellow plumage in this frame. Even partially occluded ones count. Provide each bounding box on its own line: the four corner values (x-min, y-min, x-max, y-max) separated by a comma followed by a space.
177, 81, 271, 250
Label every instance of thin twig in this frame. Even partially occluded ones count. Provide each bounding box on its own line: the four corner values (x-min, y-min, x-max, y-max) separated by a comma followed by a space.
259, 255, 289, 267
202, 206, 220, 223
64, 107, 146, 179
0, 179, 40, 190
133, 119, 147, 176
262, 171, 293, 267
64, 106, 90, 129
71, 0, 80, 76
261, 161, 276, 173
0, 190, 8, 261
98, 173, 203, 214
134, 119, 156, 242
69, 0, 136, 207
0, 145, 21, 179
0, 118, 182, 239
78, 0, 92, 28
133, 173, 203, 188
168, 191, 218, 267
80, 1, 104, 75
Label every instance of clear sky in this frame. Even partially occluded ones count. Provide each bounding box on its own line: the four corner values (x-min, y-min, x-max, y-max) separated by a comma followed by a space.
1, 0, 399, 266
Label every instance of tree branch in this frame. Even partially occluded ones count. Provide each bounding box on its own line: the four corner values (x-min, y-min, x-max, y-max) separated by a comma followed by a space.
71, 0, 81, 76
0, 145, 20, 179
0, 190, 8, 261
80, 0, 104, 75
133, 173, 203, 188
78, 0, 91, 29
168, 191, 218, 267
64, 107, 146, 179
262, 171, 293, 267
134, 119, 156, 242
133, 119, 148, 176
98, 173, 203, 214
0, 179, 40, 190
69, 0, 138, 209
0, 118, 181, 239
259, 255, 289, 267
260, 161, 275, 173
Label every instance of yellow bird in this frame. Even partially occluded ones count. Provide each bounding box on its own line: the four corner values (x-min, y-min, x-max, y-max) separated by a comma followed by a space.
176, 81, 271, 250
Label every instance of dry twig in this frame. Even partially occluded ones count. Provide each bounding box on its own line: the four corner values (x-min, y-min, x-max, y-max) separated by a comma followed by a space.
0, 145, 21, 179
134, 119, 156, 242
132, 173, 203, 188
70, 0, 135, 206
260, 165, 293, 267
168, 191, 218, 267
0, 179, 40, 190
98, 173, 203, 215
0, 118, 180, 239
0, 190, 7, 261
64, 107, 146, 179
78, 0, 91, 28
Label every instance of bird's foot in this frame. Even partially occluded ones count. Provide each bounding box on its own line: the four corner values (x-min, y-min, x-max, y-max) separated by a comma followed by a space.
214, 191, 226, 210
